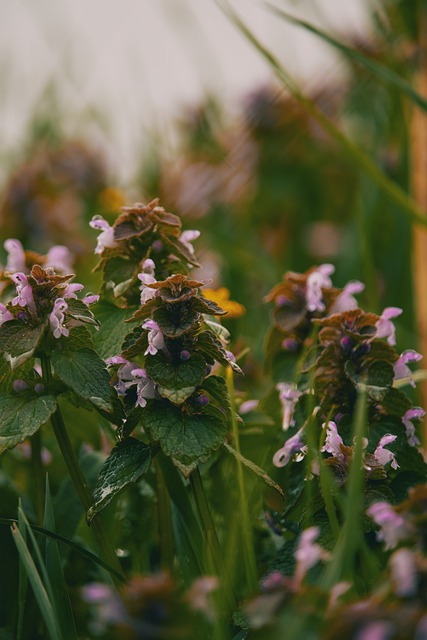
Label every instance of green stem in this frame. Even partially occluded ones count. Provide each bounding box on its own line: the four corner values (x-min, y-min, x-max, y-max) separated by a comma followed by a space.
31, 431, 45, 526
190, 467, 237, 613
40, 356, 126, 583
154, 458, 175, 572
226, 367, 258, 593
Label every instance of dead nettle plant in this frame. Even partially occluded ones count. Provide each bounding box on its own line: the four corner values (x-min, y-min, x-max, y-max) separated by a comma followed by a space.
86, 199, 258, 608
261, 264, 427, 593
0, 239, 125, 580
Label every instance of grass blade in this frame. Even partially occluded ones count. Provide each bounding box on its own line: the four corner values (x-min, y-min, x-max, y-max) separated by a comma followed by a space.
217, 0, 427, 228
44, 478, 78, 640
11, 524, 62, 640
266, 4, 427, 113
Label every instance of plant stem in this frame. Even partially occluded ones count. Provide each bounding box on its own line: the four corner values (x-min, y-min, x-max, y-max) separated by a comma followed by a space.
40, 355, 125, 583
31, 431, 45, 526
190, 467, 237, 613
154, 458, 175, 572
226, 367, 258, 593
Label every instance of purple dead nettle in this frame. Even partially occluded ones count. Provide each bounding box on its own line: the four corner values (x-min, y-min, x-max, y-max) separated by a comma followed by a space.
367, 501, 413, 550
402, 407, 425, 447
89, 215, 117, 254
0, 303, 13, 326
276, 382, 302, 431
329, 280, 365, 315
179, 229, 200, 261
321, 421, 344, 462
49, 298, 70, 339
393, 349, 423, 387
374, 306, 402, 346
371, 434, 399, 470
4, 239, 26, 273
4, 238, 74, 275
106, 356, 156, 408
273, 427, 305, 468
389, 548, 418, 598
305, 263, 334, 312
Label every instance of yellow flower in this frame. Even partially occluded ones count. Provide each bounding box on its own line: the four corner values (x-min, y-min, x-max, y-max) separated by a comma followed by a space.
203, 287, 246, 318
98, 187, 126, 213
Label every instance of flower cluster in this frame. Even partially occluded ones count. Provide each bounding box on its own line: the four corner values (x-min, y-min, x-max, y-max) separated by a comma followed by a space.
89, 199, 201, 306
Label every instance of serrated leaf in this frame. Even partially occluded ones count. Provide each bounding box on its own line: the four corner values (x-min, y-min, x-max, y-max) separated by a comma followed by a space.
0, 393, 57, 452
200, 375, 232, 417
145, 352, 206, 390
144, 400, 227, 476
121, 327, 148, 359
160, 233, 200, 267
157, 385, 197, 404
87, 438, 151, 522
192, 296, 227, 316
93, 302, 135, 359
65, 299, 99, 327
381, 387, 412, 417
153, 305, 199, 338
0, 321, 46, 366
51, 348, 117, 415
54, 326, 94, 352
196, 330, 243, 374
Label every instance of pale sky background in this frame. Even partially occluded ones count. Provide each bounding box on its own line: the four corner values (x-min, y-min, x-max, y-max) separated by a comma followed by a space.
0, 0, 373, 183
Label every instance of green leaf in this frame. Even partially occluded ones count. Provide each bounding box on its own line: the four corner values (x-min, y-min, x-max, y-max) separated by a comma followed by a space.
0, 321, 46, 368
192, 296, 227, 316
144, 400, 227, 476
65, 299, 99, 327
345, 360, 394, 401
196, 330, 243, 374
145, 351, 206, 391
267, 5, 427, 113
51, 348, 117, 416
93, 301, 135, 359
160, 233, 200, 267
53, 326, 94, 352
102, 256, 138, 295
219, 0, 427, 229
0, 393, 57, 453
157, 386, 198, 404
381, 387, 412, 417
200, 375, 232, 417
223, 442, 284, 499
153, 305, 199, 338
121, 326, 148, 359
87, 438, 151, 522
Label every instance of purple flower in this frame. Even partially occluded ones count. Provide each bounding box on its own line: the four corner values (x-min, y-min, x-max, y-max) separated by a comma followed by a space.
282, 337, 299, 351
0, 303, 13, 326
273, 427, 305, 467
276, 382, 302, 431
63, 283, 84, 299
11, 273, 36, 312
367, 501, 412, 550
49, 298, 69, 339
142, 320, 165, 356
179, 229, 200, 260
89, 216, 117, 254
138, 259, 157, 304
130, 368, 157, 408
13, 379, 29, 392
372, 434, 398, 470
44, 245, 74, 274
239, 399, 259, 415
375, 306, 402, 346
321, 421, 344, 461
294, 526, 329, 586
82, 293, 100, 305
356, 621, 394, 640
305, 263, 334, 313
4, 239, 25, 273
394, 349, 422, 388
330, 280, 364, 314
389, 548, 417, 597
402, 407, 424, 447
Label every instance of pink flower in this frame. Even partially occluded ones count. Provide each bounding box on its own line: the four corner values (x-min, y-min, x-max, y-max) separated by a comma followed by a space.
44, 245, 74, 274
394, 349, 422, 388
138, 259, 157, 304
276, 382, 302, 431
294, 527, 329, 586
89, 216, 117, 254
4, 239, 26, 273
375, 307, 402, 346
0, 303, 13, 326
239, 399, 259, 415
329, 280, 364, 314
402, 407, 424, 447
179, 230, 200, 260
82, 293, 100, 305
372, 434, 398, 470
367, 501, 412, 550
143, 320, 165, 356
49, 298, 69, 339
321, 421, 344, 462
11, 273, 36, 312
130, 368, 157, 408
305, 263, 334, 313
107, 357, 156, 408
273, 428, 305, 467
389, 548, 417, 597
63, 283, 84, 299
